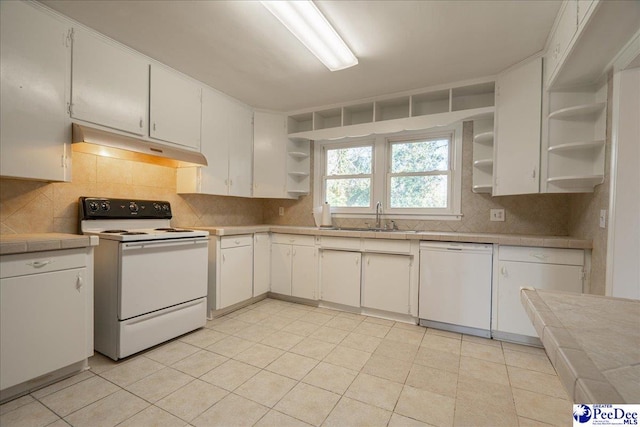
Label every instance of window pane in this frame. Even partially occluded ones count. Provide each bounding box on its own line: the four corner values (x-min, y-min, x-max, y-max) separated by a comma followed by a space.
390, 175, 447, 208
326, 178, 370, 207
391, 139, 448, 173
326, 146, 372, 176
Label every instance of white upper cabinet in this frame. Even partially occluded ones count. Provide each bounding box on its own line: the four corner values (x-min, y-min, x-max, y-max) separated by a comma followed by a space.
71, 28, 148, 136
493, 57, 543, 196
176, 87, 252, 197
149, 64, 202, 150
0, 1, 71, 182
545, 1, 578, 88
253, 112, 288, 198
227, 101, 253, 197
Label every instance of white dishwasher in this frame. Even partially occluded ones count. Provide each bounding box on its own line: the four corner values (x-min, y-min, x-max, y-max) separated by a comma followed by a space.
419, 242, 493, 337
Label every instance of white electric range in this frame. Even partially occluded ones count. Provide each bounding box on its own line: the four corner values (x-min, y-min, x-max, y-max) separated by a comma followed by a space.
79, 197, 209, 360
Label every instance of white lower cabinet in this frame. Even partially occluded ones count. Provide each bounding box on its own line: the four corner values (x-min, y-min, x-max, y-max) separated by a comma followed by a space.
493, 246, 585, 342
216, 236, 253, 310
270, 243, 292, 295
0, 248, 94, 393
253, 233, 270, 297
270, 234, 318, 299
362, 253, 412, 314
320, 250, 361, 308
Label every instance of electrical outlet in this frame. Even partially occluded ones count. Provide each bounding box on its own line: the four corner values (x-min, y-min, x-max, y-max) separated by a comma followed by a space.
278, 207, 284, 216
599, 209, 606, 228
490, 209, 505, 222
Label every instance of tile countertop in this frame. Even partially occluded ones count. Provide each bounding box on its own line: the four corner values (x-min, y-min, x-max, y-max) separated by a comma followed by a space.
194, 225, 592, 249
0, 233, 99, 255
521, 289, 640, 404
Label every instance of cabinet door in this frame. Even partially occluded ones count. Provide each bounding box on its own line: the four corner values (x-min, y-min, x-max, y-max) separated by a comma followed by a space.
0, 1, 70, 182
253, 112, 287, 198
545, 0, 578, 86
494, 57, 542, 196
150, 64, 202, 150
320, 250, 361, 307
1, 268, 88, 390
291, 245, 318, 300
72, 28, 148, 135
496, 260, 583, 337
253, 233, 271, 296
362, 253, 411, 314
270, 243, 292, 295
228, 102, 254, 197
219, 245, 253, 308
196, 88, 231, 195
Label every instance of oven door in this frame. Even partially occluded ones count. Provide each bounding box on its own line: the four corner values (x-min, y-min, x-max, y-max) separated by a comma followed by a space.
118, 237, 208, 320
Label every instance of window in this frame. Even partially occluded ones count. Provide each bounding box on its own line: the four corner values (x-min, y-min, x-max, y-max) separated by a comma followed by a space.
315, 125, 462, 219
388, 137, 450, 209
324, 143, 373, 208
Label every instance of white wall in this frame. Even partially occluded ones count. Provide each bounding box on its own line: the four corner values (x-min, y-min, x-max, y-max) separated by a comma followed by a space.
608, 64, 640, 299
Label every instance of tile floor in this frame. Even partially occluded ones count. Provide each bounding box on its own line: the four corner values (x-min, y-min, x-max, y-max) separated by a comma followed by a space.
0, 298, 573, 427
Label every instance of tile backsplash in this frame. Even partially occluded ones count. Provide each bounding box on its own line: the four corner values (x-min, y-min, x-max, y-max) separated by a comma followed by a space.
263, 122, 571, 236
1, 123, 570, 236
0, 150, 263, 235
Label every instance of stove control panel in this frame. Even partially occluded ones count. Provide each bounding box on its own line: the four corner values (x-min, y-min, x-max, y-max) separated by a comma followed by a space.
79, 197, 172, 219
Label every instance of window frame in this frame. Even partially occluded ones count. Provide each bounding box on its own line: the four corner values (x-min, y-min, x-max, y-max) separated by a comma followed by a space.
314, 123, 462, 220
385, 133, 454, 215
320, 139, 375, 214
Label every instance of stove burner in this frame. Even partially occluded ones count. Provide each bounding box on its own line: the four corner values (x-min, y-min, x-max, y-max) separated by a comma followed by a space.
155, 228, 194, 233
103, 229, 128, 233
121, 232, 148, 235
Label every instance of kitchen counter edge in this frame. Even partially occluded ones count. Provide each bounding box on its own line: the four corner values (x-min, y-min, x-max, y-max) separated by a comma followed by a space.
0, 233, 99, 255
521, 289, 639, 404
193, 226, 591, 249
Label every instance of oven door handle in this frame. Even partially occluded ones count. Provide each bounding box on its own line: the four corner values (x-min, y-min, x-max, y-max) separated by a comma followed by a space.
121, 238, 208, 251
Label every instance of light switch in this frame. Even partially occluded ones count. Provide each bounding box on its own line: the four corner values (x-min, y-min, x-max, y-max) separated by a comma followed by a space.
279, 207, 285, 216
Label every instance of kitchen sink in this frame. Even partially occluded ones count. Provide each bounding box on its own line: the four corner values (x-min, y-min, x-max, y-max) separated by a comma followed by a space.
330, 227, 417, 233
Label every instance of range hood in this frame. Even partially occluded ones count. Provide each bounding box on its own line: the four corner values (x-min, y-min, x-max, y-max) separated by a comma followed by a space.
72, 123, 208, 167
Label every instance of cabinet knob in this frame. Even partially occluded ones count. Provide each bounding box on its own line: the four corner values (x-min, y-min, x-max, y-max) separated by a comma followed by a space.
356, 257, 359, 265
501, 266, 508, 277
153, 123, 157, 131
139, 119, 144, 128
76, 273, 84, 291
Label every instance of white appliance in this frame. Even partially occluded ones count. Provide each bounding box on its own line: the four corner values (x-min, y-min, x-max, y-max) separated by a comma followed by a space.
419, 242, 493, 337
80, 197, 209, 360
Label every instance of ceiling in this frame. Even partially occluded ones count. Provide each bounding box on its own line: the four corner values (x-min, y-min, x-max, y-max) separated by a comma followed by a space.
40, 0, 561, 112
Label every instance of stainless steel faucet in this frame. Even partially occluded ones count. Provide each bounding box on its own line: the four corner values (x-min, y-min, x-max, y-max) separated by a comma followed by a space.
375, 201, 382, 229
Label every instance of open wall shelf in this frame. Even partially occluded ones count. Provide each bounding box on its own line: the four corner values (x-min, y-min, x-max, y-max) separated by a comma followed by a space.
544, 82, 607, 193
472, 117, 495, 194
287, 80, 495, 139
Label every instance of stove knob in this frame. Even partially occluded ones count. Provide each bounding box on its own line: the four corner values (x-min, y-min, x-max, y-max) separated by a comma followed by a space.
100, 201, 110, 211
153, 203, 162, 212
162, 204, 170, 212
88, 201, 99, 212
129, 202, 139, 212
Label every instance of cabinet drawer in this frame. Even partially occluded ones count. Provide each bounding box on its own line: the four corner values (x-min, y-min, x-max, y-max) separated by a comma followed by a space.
0, 248, 87, 279
271, 234, 315, 246
220, 235, 253, 249
364, 239, 410, 254
498, 246, 584, 266
320, 236, 361, 251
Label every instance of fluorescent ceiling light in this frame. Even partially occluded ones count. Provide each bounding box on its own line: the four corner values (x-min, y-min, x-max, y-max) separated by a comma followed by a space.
261, 0, 358, 71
